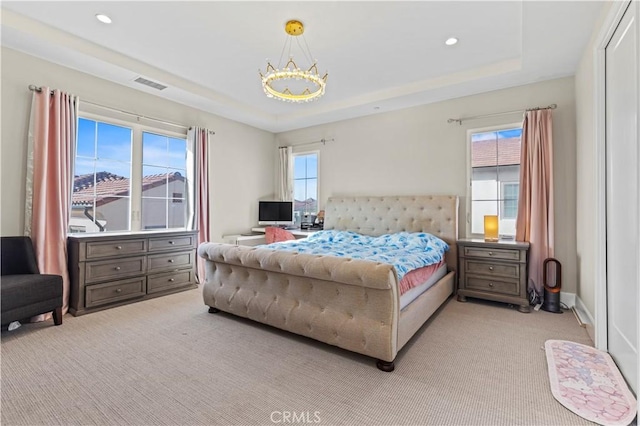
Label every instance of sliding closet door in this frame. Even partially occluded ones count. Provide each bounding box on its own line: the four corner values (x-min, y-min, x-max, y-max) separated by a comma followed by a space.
605, 0, 638, 393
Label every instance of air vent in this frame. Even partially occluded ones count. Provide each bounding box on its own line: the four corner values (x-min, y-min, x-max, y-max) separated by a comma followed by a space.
133, 77, 168, 91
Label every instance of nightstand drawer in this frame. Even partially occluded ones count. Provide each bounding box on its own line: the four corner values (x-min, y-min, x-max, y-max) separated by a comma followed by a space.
85, 277, 146, 308
464, 246, 521, 261
466, 276, 519, 296
465, 260, 519, 278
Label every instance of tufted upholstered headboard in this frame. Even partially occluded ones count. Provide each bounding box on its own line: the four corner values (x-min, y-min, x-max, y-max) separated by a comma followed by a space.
323, 195, 459, 272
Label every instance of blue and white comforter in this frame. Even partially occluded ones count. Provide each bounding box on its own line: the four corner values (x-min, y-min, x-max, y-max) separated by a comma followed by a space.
261, 230, 449, 281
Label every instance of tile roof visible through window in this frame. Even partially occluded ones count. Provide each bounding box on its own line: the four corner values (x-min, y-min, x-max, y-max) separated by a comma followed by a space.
471, 137, 521, 168
71, 172, 185, 207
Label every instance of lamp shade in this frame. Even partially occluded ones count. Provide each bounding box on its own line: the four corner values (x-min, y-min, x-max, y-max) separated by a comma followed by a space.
484, 215, 499, 241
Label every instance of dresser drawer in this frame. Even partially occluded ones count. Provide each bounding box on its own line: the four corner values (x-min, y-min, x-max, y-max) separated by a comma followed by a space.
464, 246, 521, 261
85, 256, 146, 283
86, 239, 146, 259
148, 235, 196, 252
148, 270, 194, 294
465, 260, 519, 278
85, 277, 146, 308
147, 251, 194, 273
465, 276, 519, 296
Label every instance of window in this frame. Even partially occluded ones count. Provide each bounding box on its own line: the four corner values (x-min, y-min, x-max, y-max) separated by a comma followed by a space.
469, 125, 522, 238
141, 132, 188, 230
70, 115, 190, 233
293, 152, 318, 222
71, 119, 133, 233
502, 182, 519, 219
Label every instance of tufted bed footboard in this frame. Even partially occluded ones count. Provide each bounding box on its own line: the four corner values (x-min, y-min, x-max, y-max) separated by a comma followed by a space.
199, 243, 402, 363
200, 195, 458, 370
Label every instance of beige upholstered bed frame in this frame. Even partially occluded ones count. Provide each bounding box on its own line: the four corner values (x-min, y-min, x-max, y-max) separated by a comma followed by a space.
198, 195, 458, 371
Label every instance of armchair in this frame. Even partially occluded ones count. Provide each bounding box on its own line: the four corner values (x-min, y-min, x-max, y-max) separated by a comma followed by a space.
1, 236, 63, 327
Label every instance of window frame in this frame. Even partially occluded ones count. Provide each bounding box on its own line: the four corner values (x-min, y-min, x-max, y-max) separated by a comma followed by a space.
466, 122, 522, 239
501, 181, 519, 220
140, 130, 190, 231
73, 110, 190, 233
292, 150, 320, 218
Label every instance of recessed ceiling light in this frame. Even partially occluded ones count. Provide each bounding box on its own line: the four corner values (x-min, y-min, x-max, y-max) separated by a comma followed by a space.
445, 37, 458, 46
95, 14, 112, 24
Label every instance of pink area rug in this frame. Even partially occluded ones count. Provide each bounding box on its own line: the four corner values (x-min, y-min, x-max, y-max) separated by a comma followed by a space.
545, 340, 637, 426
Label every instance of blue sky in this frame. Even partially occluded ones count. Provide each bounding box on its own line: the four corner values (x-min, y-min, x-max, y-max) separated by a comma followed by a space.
75, 118, 187, 179
471, 127, 522, 142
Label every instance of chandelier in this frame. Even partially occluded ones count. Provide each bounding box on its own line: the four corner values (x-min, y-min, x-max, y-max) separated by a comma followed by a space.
259, 20, 328, 103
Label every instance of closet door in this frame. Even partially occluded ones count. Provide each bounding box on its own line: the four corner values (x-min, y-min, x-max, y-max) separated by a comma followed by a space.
605, 0, 638, 393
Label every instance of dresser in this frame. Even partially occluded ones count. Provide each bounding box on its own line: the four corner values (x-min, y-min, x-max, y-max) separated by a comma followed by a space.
68, 230, 198, 316
456, 239, 530, 313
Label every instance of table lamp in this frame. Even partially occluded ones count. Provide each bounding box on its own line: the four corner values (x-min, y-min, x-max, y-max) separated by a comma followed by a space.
484, 215, 499, 241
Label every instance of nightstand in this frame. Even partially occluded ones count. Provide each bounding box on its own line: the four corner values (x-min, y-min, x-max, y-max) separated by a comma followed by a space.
456, 239, 530, 313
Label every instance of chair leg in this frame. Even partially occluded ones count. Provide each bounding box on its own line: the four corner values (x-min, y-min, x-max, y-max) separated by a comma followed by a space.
52, 307, 63, 325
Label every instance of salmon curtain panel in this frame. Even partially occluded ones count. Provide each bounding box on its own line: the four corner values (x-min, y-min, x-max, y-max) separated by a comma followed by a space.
187, 127, 211, 283
515, 109, 554, 304
24, 87, 78, 316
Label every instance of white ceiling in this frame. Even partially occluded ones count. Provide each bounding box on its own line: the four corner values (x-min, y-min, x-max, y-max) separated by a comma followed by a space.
1, 1, 605, 133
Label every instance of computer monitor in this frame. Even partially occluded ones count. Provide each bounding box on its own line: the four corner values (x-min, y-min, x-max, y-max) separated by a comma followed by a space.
258, 201, 294, 226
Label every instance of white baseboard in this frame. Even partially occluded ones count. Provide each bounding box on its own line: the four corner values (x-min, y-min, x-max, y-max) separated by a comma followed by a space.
574, 295, 595, 325
558, 292, 595, 343
560, 291, 576, 308
574, 295, 596, 344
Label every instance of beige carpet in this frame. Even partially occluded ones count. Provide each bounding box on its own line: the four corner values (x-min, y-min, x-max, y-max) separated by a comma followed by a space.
1, 287, 594, 426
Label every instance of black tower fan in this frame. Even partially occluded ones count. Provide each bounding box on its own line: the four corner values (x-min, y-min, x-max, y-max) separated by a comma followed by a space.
541, 258, 562, 313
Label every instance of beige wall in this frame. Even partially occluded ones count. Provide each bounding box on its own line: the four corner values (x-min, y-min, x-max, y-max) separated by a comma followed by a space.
277, 77, 579, 294
2, 47, 582, 296
0, 47, 276, 242
574, 2, 614, 318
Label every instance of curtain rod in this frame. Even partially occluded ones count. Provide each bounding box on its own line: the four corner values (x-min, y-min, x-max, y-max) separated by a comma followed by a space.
279, 138, 334, 149
447, 103, 557, 125
28, 84, 214, 134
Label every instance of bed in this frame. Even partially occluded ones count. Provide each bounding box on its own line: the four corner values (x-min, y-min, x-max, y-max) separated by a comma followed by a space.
198, 195, 458, 371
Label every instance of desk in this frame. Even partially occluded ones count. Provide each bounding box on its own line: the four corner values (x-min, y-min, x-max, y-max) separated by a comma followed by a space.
223, 228, 319, 247
222, 234, 266, 246
250, 227, 319, 238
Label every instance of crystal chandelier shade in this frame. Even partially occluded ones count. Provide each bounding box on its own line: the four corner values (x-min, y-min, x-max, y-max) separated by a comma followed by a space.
259, 20, 328, 103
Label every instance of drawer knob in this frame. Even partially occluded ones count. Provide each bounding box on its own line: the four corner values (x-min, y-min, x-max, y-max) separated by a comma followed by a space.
115, 288, 122, 293
488, 251, 494, 256
168, 241, 175, 245
168, 259, 175, 263
115, 245, 122, 250
489, 266, 494, 271
114, 266, 121, 271
169, 278, 175, 282
489, 282, 494, 287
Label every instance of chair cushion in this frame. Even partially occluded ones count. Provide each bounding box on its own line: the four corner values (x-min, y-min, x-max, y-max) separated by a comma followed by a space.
1, 274, 63, 312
